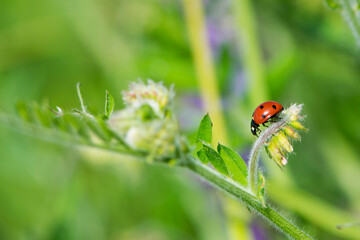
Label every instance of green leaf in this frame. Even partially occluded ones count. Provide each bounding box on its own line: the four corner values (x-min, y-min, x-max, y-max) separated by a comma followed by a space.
197, 149, 209, 164
105, 90, 115, 119
196, 114, 212, 144
324, 0, 341, 10
257, 173, 266, 207
217, 143, 248, 186
202, 142, 228, 176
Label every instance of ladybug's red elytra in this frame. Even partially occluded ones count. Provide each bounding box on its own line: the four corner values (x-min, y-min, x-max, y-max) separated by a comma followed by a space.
251, 101, 284, 137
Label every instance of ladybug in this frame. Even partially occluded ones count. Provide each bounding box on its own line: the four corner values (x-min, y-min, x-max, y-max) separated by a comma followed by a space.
251, 101, 284, 137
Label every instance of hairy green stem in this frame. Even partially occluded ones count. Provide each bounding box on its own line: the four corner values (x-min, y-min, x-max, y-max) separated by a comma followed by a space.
76, 82, 95, 118
248, 120, 287, 194
185, 157, 312, 240
340, 0, 360, 47
0, 111, 312, 239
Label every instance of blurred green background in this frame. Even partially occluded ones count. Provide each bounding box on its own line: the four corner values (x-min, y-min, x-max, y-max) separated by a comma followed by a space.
1, 0, 360, 239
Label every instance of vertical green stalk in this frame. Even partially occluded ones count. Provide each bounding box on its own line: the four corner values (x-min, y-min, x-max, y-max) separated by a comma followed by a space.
248, 120, 287, 194
232, 0, 268, 107
340, 0, 360, 47
182, 0, 228, 144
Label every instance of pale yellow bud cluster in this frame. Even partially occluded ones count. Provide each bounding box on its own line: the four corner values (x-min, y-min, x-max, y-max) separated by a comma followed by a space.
122, 80, 174, 117
264, 104, 307, 168
108, 80, 178, 160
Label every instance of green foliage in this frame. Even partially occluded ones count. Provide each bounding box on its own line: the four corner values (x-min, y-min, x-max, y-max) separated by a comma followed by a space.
196, 114, 250, 187
104, 90, 114, 119
196, 113, 212, 144
202, 142, 229, 176
2, 0, 360, 238
15, 101, 129, 154
196, 148, 209, 164
196, 114, 212, 164
217, 143, 248, 186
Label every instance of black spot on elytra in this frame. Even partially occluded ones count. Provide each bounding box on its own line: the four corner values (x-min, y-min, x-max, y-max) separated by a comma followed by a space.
272, 105, 276, 109
260, 105, 264, 109
262, 114, 266, 118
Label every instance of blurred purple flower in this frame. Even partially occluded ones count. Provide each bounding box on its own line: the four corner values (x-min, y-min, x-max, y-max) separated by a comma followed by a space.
251, 220, 268, 240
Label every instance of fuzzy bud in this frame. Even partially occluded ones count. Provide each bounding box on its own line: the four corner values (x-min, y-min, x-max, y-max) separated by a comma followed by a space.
289, 121, 308, 131
108, 80, 179, 160
266, 140, 286, 167
261, 104, 307, 168
283, 126, 301, 141
276, 131, 293, 153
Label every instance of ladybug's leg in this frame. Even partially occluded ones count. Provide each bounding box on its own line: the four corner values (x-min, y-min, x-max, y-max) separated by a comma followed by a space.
267, 119, 278, 123
268, 114, 282, 123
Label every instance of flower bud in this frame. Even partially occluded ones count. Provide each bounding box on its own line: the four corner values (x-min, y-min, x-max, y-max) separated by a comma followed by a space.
260, 104, 307, 168
282, 127, 300, 141
122, 80, 174, 118
289, 121, 308, 131
276, 131, 293, 153
108, 80, 179, 160
266, 141, 286, 167
280, 155, 288, 166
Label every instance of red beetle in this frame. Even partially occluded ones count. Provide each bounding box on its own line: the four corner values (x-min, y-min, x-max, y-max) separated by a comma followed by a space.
251, 101, 284, 137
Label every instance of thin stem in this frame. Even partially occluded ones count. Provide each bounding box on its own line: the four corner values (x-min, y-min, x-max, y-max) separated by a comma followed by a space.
77, 82, 87, 113
248, 120, 287, 194
185, 157, 313, 240
76, 82, 94, 118
182, 0, 228, 145
340, 0, 360, 47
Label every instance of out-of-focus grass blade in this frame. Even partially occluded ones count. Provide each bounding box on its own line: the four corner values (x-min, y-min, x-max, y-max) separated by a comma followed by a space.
217, 143, 248, 186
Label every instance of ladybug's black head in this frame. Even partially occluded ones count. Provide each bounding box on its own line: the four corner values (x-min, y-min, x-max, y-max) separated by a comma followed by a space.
251, 119, 260, 137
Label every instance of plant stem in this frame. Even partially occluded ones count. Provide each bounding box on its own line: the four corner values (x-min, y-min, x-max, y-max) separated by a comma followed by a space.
76, 82, 94, 118
185, 157, 313, 240
248, 120, 287, 194
340, 0, 360, 47
182, 0, 228, 145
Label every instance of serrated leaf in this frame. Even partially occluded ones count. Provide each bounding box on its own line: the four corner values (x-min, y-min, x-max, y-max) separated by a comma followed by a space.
202, 142, 228, 176
197, 149, 209, 164
105, 90, 115, 119
257, 173, 266, 207
217, 143, 248, 186
324, 0, 341, 10
196, 114, 212, 143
